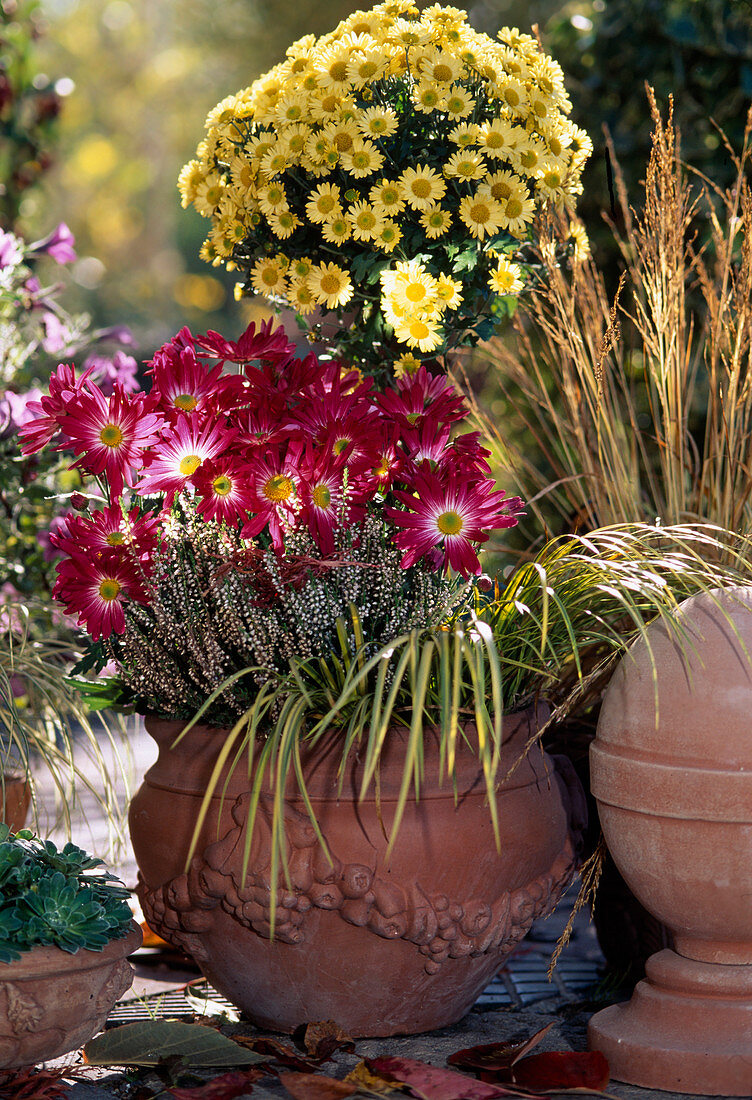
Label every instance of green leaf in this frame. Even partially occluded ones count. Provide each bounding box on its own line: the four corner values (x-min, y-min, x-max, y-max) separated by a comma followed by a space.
83, 1021, 266, 1067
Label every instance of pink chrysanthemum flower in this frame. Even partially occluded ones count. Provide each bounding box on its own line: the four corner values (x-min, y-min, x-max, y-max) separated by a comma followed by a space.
53, 552, 147, 639
377, 365, 466, 428
193, 458, 256, 525
195, 318, 296, 368
51, 503, 159, 562
387, 469, 525, 575
19, 362, 96, 455
242, 443, 304, 552
59, 383, 163, 499
149, 340, 228, 419
298, 451, 359, 555
136, 415, 236, 502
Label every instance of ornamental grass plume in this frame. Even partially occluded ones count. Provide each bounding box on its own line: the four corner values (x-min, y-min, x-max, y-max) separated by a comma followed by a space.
179, 2, 591, 380
475, 92, 752, 542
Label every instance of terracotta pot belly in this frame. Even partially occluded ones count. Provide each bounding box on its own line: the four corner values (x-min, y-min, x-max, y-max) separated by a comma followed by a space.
130, 706, 585, 1035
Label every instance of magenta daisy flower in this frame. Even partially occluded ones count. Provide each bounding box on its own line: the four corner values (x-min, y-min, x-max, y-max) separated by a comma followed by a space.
19, 362, 96, 455
298, 451, 358, 554
53, 552, 147, 639
59, 383, 163, 499
135, 415, 236, 502
195, 318, 295, 368
386, 469, 525, 575
377, 366, 466, 429
193, 458, 255, 525
51, 503, 159, 563
241, 443, 304, 551
149, 340, 227, 418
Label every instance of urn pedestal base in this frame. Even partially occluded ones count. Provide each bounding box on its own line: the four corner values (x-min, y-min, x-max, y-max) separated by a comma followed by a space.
588, 949, 752, 1095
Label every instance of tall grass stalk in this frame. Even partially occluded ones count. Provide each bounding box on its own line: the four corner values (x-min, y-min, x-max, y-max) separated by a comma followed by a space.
475, 91, 752, 539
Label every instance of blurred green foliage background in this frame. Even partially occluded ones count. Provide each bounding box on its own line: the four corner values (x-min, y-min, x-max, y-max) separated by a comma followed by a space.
9, 0, 750, 357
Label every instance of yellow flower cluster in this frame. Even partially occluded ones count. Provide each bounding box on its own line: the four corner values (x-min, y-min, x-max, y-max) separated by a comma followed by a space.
179, 1, 591, 367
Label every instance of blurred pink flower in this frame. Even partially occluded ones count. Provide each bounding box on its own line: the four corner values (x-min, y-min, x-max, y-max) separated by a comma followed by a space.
30, 222, 76, 265
83, 351, 139, 395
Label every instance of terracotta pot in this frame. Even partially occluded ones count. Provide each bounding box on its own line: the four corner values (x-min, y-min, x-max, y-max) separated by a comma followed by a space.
0, 922, 141, 1069
130, 705, 586, 1036
587, 586, 752, 1095
1, 776, 31, 832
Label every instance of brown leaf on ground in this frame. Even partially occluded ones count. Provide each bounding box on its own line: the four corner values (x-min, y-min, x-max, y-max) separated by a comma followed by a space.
293, 1021, 356, 1063
232, 1036, 320, 1072
447, 1025, 554, 1076
167, 1067, 268, 1098
511, 1051, 610, 1092
365, 1057, 531, 1100
0, 1065, 74, 1100
344, 1060, 402, 1094
279, 1071, 358, 1100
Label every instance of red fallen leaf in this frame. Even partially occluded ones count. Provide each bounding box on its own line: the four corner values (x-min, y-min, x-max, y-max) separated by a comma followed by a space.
279, 1071, 358, 1100
366, 1057, 537, 1100
295, 1021, 356, 1063
167, 1068, 268, 1099
0, 1065, 74, 1099
448, 1025, 555, 1074
512, 1052, 610, 1092
233, 1037, 320, 1072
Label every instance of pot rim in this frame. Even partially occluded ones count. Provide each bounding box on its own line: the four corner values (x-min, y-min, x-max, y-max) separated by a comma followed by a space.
0, 921, 142, 981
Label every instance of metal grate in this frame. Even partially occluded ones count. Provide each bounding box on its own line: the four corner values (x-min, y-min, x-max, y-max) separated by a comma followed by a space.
108, 951, 602, 1024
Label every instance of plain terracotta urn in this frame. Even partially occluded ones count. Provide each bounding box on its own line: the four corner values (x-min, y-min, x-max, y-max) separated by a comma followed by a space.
0, 776, 31, 832
588, 586, 752, 1095
130, 705, 586, 1036
0, 922, 141, 1069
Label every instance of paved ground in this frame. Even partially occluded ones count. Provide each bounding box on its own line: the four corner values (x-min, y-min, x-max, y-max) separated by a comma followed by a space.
24, 717, 728, 1100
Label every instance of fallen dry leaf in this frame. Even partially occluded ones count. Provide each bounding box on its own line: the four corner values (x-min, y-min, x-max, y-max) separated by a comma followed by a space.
344, 1060, 401, 1095
511, 1052, 610, 1093
0, 1065, 74, 1100
295, 1021, 356, 1063
167, 1068, 268, 1098
279, 1071, 358, 1100
447, 1025, 555, 1077
366, 1056, 528, 1100
232, 1036, 321, 1072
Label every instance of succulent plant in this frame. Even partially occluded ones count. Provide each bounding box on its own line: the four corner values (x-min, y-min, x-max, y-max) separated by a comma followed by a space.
0, 825, 133, 963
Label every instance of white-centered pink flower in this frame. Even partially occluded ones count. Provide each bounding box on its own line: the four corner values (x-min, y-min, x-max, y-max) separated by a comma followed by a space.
135, 415, 237, 503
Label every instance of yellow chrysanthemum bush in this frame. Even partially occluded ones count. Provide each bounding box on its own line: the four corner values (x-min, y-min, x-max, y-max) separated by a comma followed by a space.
180, 1, 590, 380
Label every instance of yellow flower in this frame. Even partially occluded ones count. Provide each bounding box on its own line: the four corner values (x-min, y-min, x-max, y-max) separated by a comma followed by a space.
393, 314, 443, 353
305, 182, 343, 224
274, 93, 308, 126
498, 193, 536, 235
458, 193, 505, 240
357, 106, 398, 139
349, 201, 383, 241
375, 219, 402, 252
178, 160, 205, 208
322, 117, 361, 154
417, 48, 463, 84
443, 149, 487, 181
535, 161, 568, 203
435, 273, 463, 309
340, 140, 385, 178
369, 178, 405, 216
517, 137, 546, 174
447, 122, 480, 148
257, 181, 289, 217
288, 276, 317, 315
228, 155, 256, 192
316, 44, 353, 91
444, 84, 475, 120
259, 146, 290, 179
393, 352, 424, 378
389, 17, 431, 49
479, 170, 524, 204
250, 255, 288, 296
309, 261, 353, 309
399, 165, 446, 210
279, 124, 310, 159
268, 209, 301, 238
321, 213, 352, 244
420, 204, 452, 238
290, 256, 313, 280
199, 237, 222, 266
194, 174, 226, 217
568, 221, 591, 264
477, 119, 511, 159
347, 49, 389, 87
386, 259, 439, 313
413, 81, 444, 114
488, 257, 524, 295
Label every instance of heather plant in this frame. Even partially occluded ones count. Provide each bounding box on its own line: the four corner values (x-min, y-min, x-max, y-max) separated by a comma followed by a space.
0, 824, 132, 963
181, 1, 591, 379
